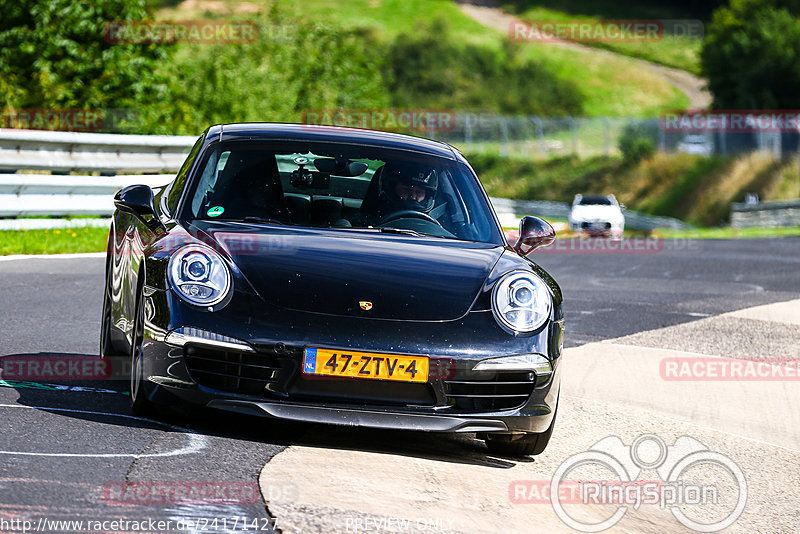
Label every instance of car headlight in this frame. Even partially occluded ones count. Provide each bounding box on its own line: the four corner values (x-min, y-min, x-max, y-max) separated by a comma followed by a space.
492, 271, 551, 333
167, 244, 231, 307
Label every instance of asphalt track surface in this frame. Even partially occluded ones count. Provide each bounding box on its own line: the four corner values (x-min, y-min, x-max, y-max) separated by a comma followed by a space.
0, 237, 798, 533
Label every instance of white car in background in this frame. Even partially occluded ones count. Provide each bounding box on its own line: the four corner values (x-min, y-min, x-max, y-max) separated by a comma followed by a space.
677, 134, 714, 156
569, 194, 625, 238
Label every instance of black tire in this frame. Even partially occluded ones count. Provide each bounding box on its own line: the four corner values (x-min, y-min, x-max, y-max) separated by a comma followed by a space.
129, 288, 156, 417
485, 401, 558, 457
100, 234, 118, 359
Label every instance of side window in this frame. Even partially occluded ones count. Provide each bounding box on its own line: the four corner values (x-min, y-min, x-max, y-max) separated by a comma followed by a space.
191, 150, 229, 215
165, 134, 205, 215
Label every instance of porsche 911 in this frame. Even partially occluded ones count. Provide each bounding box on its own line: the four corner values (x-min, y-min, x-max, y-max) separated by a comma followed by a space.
101, 123, 564, 456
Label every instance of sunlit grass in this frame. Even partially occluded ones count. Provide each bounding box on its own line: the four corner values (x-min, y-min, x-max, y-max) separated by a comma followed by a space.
504, 221, 800, 239
509, 37, 690, 116
656, 226, 800, 239
504, 220, 800, 239
0, 227, 108, 255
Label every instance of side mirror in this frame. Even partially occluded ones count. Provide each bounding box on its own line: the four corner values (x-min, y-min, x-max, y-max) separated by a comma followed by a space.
114, 185, 162, 231
513, 216, 555, 256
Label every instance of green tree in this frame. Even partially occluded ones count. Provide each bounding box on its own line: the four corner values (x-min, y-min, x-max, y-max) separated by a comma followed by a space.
0, 0, 168, 116
701, 0, 800, 108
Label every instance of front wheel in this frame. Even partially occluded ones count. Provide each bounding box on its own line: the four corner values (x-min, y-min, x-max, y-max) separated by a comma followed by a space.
130, 291, 156, 417
485, 401, 558, 457
100, 234, 120, 359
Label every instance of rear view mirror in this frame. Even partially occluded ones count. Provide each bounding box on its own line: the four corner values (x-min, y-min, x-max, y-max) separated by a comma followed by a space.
314, 158, 368, 177
513, 216, 555, 256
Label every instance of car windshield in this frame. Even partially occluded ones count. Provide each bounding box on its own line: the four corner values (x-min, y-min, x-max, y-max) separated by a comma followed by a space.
578, 196, 613, 206
182, 140, 503, 243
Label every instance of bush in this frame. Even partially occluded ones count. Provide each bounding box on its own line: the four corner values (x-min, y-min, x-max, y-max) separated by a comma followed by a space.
619, 122, 658, 162
623, 137, 656, 162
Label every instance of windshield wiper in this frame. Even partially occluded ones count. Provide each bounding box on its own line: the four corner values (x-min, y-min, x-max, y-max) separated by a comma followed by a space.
245, 216, 285, 225
218, 216, 287, 225
377, 227, 445, 238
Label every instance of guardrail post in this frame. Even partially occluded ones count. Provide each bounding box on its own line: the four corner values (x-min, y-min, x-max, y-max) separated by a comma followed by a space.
570, 118, 578, 155
500, 117, 509, 157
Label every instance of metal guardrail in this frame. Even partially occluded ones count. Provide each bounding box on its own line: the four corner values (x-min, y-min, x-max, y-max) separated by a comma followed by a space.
622, 211, 690, 231
0, 129, 190, 220
489, 197, 570, 220
490, 197, 689, 231
0, 129, 195, 173
0, 174, 172, 217
0, 174, 689, 228
731, 199, 800, 228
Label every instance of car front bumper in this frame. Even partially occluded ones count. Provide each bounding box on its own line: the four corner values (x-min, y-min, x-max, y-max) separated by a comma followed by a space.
570, 219, 624, 236
138, 288, 563, 434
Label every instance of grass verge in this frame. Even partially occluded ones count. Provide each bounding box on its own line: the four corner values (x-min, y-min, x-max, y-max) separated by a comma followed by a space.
656, 227, 800, 239
0, 227, 108, 256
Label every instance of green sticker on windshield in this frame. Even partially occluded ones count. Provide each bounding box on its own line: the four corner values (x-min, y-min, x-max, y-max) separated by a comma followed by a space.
207, 206, 225, 217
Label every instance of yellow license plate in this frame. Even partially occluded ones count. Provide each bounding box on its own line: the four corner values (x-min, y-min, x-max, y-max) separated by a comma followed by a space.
303, 347, 428, 383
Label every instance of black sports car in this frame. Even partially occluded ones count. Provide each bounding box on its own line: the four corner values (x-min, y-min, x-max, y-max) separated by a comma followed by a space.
101, 123, 564, 456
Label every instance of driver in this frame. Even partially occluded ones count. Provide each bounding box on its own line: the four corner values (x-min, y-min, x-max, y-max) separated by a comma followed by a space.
376, 161, 438, 220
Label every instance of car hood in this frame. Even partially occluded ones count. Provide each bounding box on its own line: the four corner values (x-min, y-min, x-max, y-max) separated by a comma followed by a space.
570, 205, 622, 221
192, 222, 504, 321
